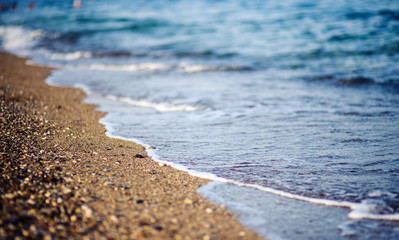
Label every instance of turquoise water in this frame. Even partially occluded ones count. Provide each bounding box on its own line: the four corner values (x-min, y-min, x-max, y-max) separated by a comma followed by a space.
1, 0, 399, 239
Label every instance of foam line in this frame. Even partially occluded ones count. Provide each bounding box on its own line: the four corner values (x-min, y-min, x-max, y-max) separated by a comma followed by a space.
105, 94, 202, 112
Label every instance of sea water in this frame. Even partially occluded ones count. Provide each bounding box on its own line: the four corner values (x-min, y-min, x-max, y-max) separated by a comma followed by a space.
1, 0, 399, 239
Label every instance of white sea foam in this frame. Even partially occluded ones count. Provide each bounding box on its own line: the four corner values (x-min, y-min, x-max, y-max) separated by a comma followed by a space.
0, 26, 42, 54
71, 63, 171, 71
348, 200, 399, 221
43, 51, 93, 61
105, 95, 202, 112
367, 190, 397, 198
179, 63, 217, 73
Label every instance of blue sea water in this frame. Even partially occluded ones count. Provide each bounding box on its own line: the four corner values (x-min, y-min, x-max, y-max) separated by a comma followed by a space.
1, 0, 399, 239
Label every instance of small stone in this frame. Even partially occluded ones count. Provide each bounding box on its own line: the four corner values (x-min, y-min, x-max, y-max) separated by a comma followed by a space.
4, 193, 15, 199
203, 235, 210, 240
104, 181, 115, 186
135, 154, 144, 158
239, 231, 246, 236
62, 188, 71, 195
110, 215, 119, 224
22, 229, 29, 237
29, 225, 38, 235
70, 215, 77, 222
158, 162, 166, 167
205, 208, 213, 214
153, 225, 163, 231
135, 198, 144, 204
27, 199, 35, 205
184, 198, 193, 205
81, 205, 93, 218
171, 218, 178, 224
44, 235, 52, 240
135, 229, 145, 238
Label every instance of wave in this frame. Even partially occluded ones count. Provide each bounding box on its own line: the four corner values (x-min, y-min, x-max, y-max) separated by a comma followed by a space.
52, 61, 253, 73
41, 51, 93, 60
0, 26, 43, 53
70, 63, 172, 71
105, 95, 203, 112
99, 116, 399, 221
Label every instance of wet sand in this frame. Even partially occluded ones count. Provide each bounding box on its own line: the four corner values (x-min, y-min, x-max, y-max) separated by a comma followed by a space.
0, 52, 263, 240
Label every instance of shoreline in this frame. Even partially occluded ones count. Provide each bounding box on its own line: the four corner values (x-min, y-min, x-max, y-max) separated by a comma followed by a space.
0, 51, 263, 239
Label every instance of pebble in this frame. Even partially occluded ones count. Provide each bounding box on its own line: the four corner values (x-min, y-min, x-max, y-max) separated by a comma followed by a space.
109, 215, 119, 224
70, 215, 78, 222
203, 235, 210, 240
104, 181, 115, 186
81, 205, 93, 218
4, 193, 15, 199
171, 218, 178, 224
205, 208, 213, 214
62, 187, 72, 195
184, 198, 193, 205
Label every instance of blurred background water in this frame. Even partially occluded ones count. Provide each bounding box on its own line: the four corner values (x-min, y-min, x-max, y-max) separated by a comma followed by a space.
1, 0, 399, 239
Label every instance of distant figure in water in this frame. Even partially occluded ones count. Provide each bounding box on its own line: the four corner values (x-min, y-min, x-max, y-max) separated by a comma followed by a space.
73, 0, 82, 9
11, 2, 18, 10
28, 1, 35, 10
0, 3, 5, 11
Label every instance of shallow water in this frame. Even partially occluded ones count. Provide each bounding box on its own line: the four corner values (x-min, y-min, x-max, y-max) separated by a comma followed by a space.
1, 0, 399, 239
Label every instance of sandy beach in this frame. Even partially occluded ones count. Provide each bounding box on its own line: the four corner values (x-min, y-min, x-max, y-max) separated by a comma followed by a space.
0, 51, 263, 240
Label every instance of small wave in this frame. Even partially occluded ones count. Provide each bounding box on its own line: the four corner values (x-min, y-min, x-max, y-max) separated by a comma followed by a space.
71, 63, 171, 71
105, 95, 202, 112
58, 61, 252, 73
197, 176, 399, 221
349, 199, 399, 221
42, 51, 93, 60
0, 26, 43, 52
40, 50, 133, 61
